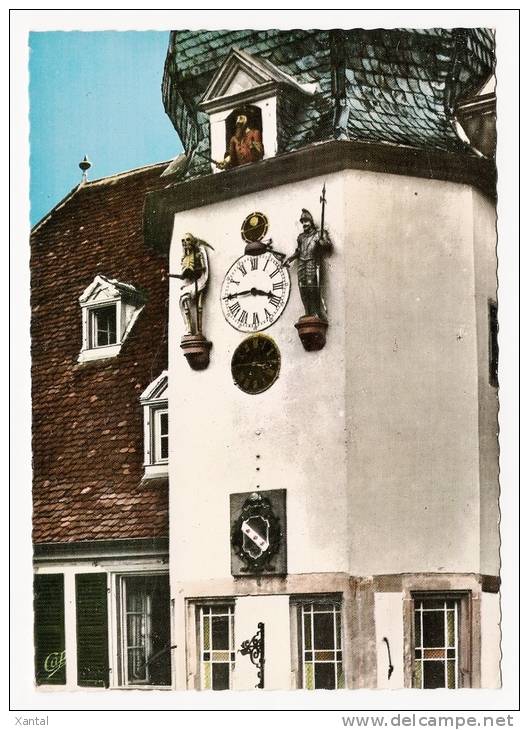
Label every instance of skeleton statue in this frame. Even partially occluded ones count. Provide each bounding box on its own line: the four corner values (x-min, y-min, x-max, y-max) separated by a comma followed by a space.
173, 233, 213, 335
283, 202, 333, 320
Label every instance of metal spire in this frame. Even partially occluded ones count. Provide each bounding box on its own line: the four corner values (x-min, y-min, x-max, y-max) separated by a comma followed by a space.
79, 155, 92, 182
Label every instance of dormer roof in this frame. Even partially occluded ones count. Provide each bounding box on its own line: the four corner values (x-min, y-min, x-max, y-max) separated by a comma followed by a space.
140, 371, 168, 403
199, 47, 317, 113
79, 274, 143, 306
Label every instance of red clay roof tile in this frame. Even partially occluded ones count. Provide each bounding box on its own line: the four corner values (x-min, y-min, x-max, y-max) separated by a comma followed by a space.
31, 163, 170, 544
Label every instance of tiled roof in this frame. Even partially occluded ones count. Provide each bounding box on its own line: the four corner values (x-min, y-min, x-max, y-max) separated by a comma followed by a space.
31, 163, 170, 544
162, 29, 494, 178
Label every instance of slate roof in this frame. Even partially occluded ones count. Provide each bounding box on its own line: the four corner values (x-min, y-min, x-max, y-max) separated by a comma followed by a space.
162, 29, 494, 178
31, 163, 170, 544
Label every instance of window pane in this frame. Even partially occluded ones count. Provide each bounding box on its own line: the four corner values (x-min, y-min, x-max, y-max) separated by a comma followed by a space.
314, 662, 336, 689
212, 663, 230, 690
313, 612, 335, 650
203, 615, 210, 651
212, 615, 230, 650
304, 663, 314, 690
413, 659, 422, 688
414, 608, 422, 646
447, 660, 456, 689
128, 647, 146, 682
154, 409, 169, 463
314, 650, 336, 661
304, 612, 312, 650
421, 599, 445, 610
423, 660, 446, 688
422, 611, 445, 647
93, 306, 116, 346
447, 610, 455, 646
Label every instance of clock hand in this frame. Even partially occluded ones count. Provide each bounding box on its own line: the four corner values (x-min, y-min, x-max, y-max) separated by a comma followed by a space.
224, 288, 274, 300
223, 290, 251, 300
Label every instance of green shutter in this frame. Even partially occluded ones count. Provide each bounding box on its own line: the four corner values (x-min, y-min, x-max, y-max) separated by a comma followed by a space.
75, 573, 109, 687
34, 573, 66, 685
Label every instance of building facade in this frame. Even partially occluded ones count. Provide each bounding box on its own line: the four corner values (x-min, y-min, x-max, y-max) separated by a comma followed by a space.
31, 164, 172, 689
32, 28, 499, 691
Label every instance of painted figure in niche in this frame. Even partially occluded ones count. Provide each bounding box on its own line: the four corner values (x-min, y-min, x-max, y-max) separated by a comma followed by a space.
283, 205, 332, 321
173, 233, 214, 335
217, 113, 264, 169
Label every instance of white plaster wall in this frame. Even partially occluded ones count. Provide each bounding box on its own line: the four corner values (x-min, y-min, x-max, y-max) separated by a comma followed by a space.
232, 595, 291, 690
168, 168, 497, 582
343, 173, 485, 574
169, 172, 348, 582
374, 592, 404, 689
480, 592, 501, 688
471, 188, 500, 576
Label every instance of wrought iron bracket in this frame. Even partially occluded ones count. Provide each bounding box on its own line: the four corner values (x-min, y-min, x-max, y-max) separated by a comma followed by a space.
239, 622, 265, 688
383, 636, 394, 680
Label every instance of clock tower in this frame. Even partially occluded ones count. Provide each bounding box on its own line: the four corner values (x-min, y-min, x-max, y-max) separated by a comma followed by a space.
145, 29, 499, 691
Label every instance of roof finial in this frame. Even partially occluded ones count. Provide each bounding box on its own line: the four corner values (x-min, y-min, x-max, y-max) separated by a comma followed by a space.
79, 155, 92, 182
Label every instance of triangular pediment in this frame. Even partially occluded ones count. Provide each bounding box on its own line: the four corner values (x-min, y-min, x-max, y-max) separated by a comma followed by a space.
140, 371, 168, 403
200, 47, 313, 107
79, 274, 121, 304
79, 274, 142, 305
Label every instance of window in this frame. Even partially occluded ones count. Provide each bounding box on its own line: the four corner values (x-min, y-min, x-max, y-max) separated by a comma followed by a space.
198, 605, 235, 690
78, 274, 145, 362
297, 599, 344, 690
118, 574, 171, 687
413, 597, 459, 689
140, 372, 169, 478
90, 305, 117, 347
198, 47, 317, 173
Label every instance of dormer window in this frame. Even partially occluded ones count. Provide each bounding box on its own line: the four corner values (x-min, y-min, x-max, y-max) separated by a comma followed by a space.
140, 371, 169, 478
199, 47, 317, 173
78, 275, 145, 363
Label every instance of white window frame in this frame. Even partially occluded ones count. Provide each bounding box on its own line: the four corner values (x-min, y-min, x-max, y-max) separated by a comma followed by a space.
117, 572, 172, 688
89, 302, 119, 349
293, 596, 344, 690
78, 274, 144, 363
197, 603, 235, 691
140, 372, 169, 478
412, 595, 460, 690
152, 408, 169, 465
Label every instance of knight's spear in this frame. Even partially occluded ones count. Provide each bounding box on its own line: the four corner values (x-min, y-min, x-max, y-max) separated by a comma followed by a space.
319, 183, 327, 239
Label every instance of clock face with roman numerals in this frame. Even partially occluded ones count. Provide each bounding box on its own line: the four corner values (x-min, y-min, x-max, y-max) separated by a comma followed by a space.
231, 335, 281, 395
220, 252, 290, 332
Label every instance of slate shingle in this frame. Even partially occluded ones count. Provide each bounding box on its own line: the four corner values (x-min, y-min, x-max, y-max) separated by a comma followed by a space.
162, 28, 494, 176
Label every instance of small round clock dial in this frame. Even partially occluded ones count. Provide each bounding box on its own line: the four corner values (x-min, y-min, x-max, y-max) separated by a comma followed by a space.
241, 212, 268, 243
221, 252, 291, 332
231, 335, 281, 395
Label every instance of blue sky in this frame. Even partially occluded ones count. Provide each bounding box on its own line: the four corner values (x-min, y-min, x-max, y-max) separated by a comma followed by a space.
29, 31, 182, 225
